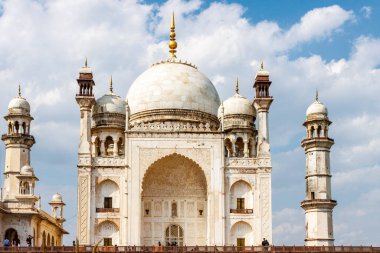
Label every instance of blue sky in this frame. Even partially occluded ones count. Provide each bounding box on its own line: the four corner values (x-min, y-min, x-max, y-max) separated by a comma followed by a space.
0, 0, 379, 246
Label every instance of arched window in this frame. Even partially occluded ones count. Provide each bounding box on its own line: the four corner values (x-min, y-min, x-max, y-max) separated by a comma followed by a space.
8, 122, 12, 134
230, 180, 253, 212
96, 180, 120, 210
22, 122, 26, 134
47, 233, 50, 246
165, 225, 183, 246
310, 126, 315, 138
317, 125, 322, 138
230, 222, 253, 246
224, 138, 233, 157
51, 236, 55, 246
42, 231, 46, 247
4, 228, 18, 245
235, 137, 244, 157
96, 221, 119, 246
117, 137, 124, 156
171, 202, 177, 217
20, 181, 30, 195
15, 121, 20, 134
94, 137, 101, 157
104, 136, 114, 156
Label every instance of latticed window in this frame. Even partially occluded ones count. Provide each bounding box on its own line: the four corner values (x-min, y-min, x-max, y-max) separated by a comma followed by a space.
104, 238, 112, 246
237, 198, 245, 209
165, 225, 183, 246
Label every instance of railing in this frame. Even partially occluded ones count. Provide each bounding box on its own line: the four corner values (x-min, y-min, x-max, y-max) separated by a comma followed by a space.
96, 208, 120, 213
0, 245, 378, 253
230, 209, 253, 214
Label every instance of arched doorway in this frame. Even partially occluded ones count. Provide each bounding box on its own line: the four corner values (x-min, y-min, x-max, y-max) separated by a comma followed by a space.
4, 228, 18, 244
141, 153, 207, 246
165, 225, 183, 246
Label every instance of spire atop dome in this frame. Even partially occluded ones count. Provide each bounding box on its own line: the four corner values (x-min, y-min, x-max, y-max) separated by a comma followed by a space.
315, 89, 319, 101
235, 78, 239, 94
169, 12, 177, 58
18, 83, 22, 97
109, 76, 113, 94
84, 57, 88, 68
260, 61, 264, 70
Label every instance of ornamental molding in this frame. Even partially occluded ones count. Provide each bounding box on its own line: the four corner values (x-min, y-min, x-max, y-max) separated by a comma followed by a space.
129, 121, 219, 133
93, 157, 125, 167
226, 157, 271, 168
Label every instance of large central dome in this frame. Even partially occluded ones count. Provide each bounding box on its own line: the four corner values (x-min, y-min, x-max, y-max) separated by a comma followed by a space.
126, 59, 221, 125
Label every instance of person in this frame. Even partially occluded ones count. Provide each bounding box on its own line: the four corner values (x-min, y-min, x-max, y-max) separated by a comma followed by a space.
4, 238, 10, 247
26, 235, 33, 247
73, 240, 76, 246
262, 238, 269, 251
16, 237, 20, 247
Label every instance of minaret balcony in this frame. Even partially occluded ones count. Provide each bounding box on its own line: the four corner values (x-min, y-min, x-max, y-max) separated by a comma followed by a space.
301, 199, 337, 210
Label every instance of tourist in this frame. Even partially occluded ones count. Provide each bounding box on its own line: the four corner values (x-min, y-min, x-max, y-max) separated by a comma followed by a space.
26, 235, 33, 247
4, 238, 10, 247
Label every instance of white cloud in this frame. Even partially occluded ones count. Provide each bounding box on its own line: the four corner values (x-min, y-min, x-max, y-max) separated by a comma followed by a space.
360, 6, 372, 19
285, 5, 354, 45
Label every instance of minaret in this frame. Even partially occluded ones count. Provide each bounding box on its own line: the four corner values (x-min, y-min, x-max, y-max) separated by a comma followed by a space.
76, 59, 96, 155
76, 59, 95, 246
253, 62, 273, 156
1, 85, 36, 203
301, 92, 337, 246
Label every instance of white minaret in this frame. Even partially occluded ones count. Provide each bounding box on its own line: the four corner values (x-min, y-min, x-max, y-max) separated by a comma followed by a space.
253, 63, 273, 243
1, 86, 37, 206
76, 59, 96, 246
301, 92, 337, 246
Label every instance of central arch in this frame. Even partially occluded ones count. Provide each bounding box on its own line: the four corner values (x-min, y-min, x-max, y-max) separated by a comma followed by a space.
141, 153, 207, 246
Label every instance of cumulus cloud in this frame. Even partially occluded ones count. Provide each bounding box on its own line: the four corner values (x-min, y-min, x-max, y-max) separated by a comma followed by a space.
0, 0, 379, 246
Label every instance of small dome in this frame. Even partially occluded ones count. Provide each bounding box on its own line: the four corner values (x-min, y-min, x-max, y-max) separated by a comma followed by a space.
8, 96, 30, 115
306, 100, 328, 116
51, 193, 63, 203
218, 94, 255, 118
127, 60, 221, 118
92, 93, 126, 115
20, 165, 34, 176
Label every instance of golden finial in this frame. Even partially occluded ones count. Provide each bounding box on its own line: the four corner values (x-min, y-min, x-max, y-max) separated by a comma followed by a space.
235, 78, 239, 94
316, 89, 319, 101
169, 12, 177, 58
109, 76, 113, 94
84, 57, 88, 68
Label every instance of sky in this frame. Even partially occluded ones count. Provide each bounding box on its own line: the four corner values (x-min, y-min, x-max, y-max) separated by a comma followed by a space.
0, 0, 379, 246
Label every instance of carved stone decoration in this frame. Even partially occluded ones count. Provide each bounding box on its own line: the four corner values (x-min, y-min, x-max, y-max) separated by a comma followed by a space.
93, 157, 124, 167
260, 177, 270, 240
79, 176, 89, 243
78, 156, 91, 166
139, 148, 211, 191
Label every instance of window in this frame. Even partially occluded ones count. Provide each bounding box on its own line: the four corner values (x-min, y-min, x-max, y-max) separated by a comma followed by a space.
237, 198, 245, 209
104, 238, 112, 246
171, 202, 177, 217
311, 192, 315, 200
104, 197, 112, 208
237, 238, 245, 247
